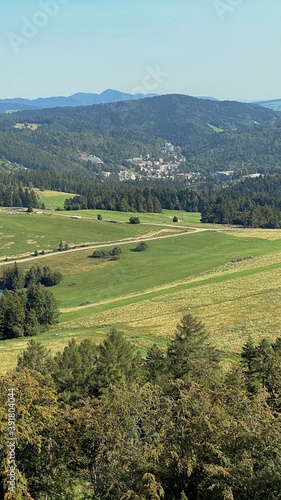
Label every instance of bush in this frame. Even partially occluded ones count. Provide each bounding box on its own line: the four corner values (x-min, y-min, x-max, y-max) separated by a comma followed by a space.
41, 270, 63, 287
92, 250, 104, 258
58, 241, 69, 251
111, 246, 122, 256
129, 216, 140, 224
135, 241, 148, 252
92, 247, 122, 259
92, 250, 110, 259
97, 214, 102, 221
173, 216, 179, 222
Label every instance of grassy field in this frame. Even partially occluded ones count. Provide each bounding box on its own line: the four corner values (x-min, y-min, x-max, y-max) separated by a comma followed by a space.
35, 189, 74, 210
0, 212, 187, 259
52, 209, 202, 225
35, 189, 202, 225
1, 192, 281, 372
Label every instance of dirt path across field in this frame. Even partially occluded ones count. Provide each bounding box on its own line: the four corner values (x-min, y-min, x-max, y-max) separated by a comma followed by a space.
0, 226, 208, 267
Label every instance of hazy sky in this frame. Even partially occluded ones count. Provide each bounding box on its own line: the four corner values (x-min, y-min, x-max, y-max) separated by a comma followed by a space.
1, 0, 281, 101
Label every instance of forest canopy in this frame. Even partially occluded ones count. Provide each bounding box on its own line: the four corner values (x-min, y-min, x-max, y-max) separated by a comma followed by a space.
1, 315, 281, 499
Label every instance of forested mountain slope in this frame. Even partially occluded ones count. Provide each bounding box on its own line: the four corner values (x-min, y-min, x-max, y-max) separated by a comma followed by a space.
0, 94, 280, 173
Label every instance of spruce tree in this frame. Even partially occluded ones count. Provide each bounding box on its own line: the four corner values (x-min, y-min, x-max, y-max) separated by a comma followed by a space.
93, 328, 140, 394
17, 340, 54, 375
167, 314, 220, 385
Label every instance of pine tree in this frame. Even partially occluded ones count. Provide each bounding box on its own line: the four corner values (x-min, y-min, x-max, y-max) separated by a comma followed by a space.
93, 328, 141, 394
3, 262, 25, 291
52, 339, 97, 404
145, 344, 167, 384
17, 340, 54, 375
241, 336, 258, 392
26, 284, 59, 330
167, 314, 220, 385
0, 290, 26, 339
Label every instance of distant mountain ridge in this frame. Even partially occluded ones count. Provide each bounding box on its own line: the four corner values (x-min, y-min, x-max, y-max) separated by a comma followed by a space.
254, 98, 281, 112
0, 93, 280, 176
0, 89, 158, 113
3, 89, 281, 114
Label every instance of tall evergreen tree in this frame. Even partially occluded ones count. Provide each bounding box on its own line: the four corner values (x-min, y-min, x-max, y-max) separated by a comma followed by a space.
144, 344, 167, 384
26, 284, 59, 330
3, 262, 25, 291
52, 339, 97, 404
0, 290, 26, 339
17, 340, 54, 375
167, 314, 220, 385
93, 328, 141, 394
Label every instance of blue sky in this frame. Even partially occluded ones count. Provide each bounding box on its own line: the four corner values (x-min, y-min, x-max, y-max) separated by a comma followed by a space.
1, 0, 281, 100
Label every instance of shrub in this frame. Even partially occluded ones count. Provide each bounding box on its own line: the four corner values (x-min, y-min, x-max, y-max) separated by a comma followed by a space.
92, 250, 110, 259
92, 250, 103, 258
92, 247, 121, 259
129, 216, 140, 224
111, 246, 122, 256
135, 241, 148, 252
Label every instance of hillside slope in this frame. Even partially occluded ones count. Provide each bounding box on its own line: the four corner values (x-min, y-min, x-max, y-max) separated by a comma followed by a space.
0, 89, 157, 113
0, 94, 280, 173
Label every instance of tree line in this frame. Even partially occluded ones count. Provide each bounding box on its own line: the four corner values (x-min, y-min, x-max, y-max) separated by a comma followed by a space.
3, 263, 63, 290
1, 314, 281, 498
0, 285, 59, 339
201, 174, 281, 228
63, 181, 203, 213
0, 183, 40, 209
0, 263, 61, 339
5, 167, 281, 229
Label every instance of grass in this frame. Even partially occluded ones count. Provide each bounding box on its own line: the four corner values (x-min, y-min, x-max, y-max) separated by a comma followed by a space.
35, 189, 75, 210
2, 195, 281, 372
52, 250, 281, 359
208, 123, 224, 133
35, 189, 202, 225
45, 230, 281, 312
0, 212, 181, 259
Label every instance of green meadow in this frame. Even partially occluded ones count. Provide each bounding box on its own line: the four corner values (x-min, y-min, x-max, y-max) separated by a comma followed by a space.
35, 189, 75, 210
36, 189, 202, 225
0, 212, 185, 259
53, 209, 202, 226
42, 230, 281, 312
1, 190, 281, 371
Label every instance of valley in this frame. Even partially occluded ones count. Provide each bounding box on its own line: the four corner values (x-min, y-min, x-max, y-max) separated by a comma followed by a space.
1, 191, 281, 373
2, 1, 281, 496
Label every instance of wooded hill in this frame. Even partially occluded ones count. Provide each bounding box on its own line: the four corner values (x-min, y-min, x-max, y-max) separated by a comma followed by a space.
201, 174, 281, 228
0, 95, 281, 175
